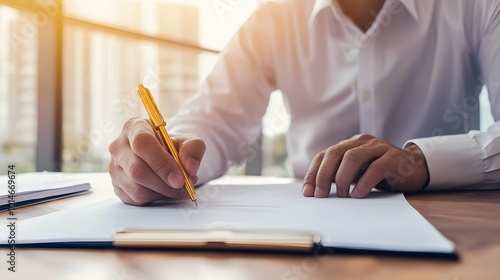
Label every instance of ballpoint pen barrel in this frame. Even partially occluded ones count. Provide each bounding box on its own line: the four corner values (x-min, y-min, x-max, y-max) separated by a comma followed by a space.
136, 84, 198, 205
137, 85, 165, 127
158, 126, 197, 202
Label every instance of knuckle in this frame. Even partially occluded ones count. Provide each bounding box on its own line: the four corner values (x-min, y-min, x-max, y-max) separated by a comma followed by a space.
198, 139, 207, 155
112, 183, 123, 197
108, 139, 118, 155
116, 194, 131, 205
303, 172, 316, 184
343, 149, 360, 163
385, 149, 401, 159
184, 136, 206, 157
126, 183, 152, 205
368, 161, 384, 175
335, 173, 349, 188
316, 172, 332, 187
109, 137, 128, 158
152, 156, 174, 175
130, 131, 153, 154
130, 191, 151, 205
391, 152, 404, 162
325, 146, 341, 157
368, 137, 387, 147
128, 160, 146, 183
112, 187, 120, 198
361, 134, 375, 140
313, 151, 326, 162
353, 134, 374, 141
108, 159, 115, 173
123, 117, 141, 130
112, 183, 146, 206
304, 170, 315, 180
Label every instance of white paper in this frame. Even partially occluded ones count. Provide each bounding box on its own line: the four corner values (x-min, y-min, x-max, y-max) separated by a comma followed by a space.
0, 180, 454, 253
0, 172, 91, 205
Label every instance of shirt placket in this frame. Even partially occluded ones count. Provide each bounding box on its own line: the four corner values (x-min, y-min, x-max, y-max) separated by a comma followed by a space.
356, 34, 376, 136
330, 1, 383, 136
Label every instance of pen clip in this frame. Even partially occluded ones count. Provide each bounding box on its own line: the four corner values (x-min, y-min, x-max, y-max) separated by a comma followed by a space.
137, 84, 166, 128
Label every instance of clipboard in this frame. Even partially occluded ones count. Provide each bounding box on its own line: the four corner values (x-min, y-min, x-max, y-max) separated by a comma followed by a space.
113, 228, 321, 252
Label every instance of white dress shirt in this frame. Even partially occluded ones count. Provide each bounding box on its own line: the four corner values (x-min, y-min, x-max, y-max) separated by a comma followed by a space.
169, 0, 500, 190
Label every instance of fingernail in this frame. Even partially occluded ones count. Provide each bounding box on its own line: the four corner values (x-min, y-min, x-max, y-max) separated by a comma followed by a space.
302, 184, 314, 196
168, 172, 184, 189
314, 187, 328, 198
337, 190, 348, 198
185, 158, 200, 174
351, 188, 360, 198
337, 185, 349, 198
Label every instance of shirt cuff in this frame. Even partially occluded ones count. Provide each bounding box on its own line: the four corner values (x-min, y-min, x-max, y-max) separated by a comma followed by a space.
404, 134, 483, 190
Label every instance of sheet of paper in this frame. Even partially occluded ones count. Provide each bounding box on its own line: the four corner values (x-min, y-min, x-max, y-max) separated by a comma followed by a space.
0, 180, 454, 253
0, 172, 91, 206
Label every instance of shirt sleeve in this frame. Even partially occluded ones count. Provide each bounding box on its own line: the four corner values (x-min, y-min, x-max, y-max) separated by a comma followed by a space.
405, 2, 500, 190
167, 4, 277, 185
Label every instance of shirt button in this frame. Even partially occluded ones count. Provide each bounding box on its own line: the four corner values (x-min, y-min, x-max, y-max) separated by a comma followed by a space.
362, 90, 371, 102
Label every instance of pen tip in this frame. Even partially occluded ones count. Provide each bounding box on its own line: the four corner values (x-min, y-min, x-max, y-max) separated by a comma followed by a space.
194, 200, 198, 207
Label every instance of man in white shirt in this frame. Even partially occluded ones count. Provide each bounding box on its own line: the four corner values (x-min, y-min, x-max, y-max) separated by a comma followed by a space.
108, 0, 500, 205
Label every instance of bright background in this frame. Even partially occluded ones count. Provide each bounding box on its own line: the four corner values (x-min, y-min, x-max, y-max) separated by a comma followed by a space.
0, 0, 291, 176
0, 0, 494, 176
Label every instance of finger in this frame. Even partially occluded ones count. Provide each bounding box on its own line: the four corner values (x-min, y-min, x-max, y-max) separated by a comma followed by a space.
175, 134, 206, 175
190, 175, 199, 186
303, 152, 325, 197
315, 141, 363, 198
111, 168, 166, 206
314, 147, 343, 198
351, 157, 387, 199
117, 165, 188, 201
113, 183, 143, 206
116, 147, 189, 199
335, 144, 389, 198
126, 120, 185, 189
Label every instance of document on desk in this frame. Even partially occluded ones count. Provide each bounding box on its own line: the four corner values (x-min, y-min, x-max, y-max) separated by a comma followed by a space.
0, 172, 91, 211
0, 181, 454, 255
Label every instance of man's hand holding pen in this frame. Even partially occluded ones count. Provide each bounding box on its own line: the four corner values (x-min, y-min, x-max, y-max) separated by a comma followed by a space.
109, 117, 205, 206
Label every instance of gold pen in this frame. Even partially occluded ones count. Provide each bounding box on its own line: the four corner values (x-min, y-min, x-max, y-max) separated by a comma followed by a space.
137, 84, 198, 207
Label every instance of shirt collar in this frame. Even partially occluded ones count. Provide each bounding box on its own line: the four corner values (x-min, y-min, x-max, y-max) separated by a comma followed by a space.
398, 0, 419, 20
309, 0, 331, 26
308, 0, 419, 26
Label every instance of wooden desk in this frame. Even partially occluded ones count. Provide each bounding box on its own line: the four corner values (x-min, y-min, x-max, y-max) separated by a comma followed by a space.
1, 173, 499, 280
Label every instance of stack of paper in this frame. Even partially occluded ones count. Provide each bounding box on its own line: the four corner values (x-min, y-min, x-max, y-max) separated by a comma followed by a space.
0, 172, 91, 211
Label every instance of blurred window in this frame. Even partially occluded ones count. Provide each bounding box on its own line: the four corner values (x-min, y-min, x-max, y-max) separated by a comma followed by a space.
0, 5, 38, 173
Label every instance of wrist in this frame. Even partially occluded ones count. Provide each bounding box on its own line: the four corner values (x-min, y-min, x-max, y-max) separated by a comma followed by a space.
405, 144, 430, 190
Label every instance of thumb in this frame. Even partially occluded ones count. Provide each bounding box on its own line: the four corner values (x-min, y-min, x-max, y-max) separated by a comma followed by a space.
173, 133, 206, 175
